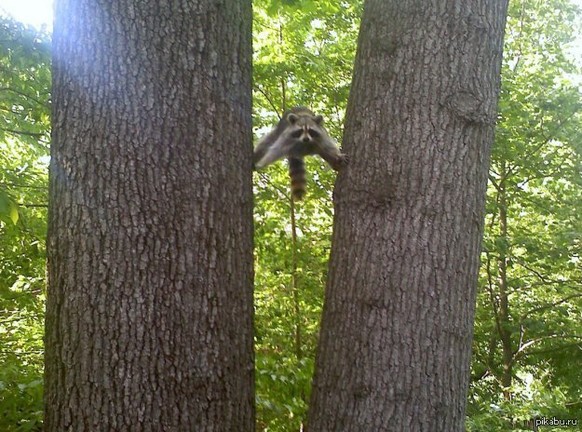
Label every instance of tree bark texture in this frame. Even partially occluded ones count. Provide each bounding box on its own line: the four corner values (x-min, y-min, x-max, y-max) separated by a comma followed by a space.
45, 1, 253, 430
308, 0, 508, 430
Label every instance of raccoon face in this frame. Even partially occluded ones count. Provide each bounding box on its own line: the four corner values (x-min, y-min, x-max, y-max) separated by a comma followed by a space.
286, 112, 324, 145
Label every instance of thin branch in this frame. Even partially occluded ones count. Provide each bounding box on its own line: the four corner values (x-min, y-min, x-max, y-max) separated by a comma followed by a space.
254, 85, 280, 116
0, 127, 46, 138
257, 171, 291, 205
0, 87, 50, 108
523, 342, 582, 357
514, 333, 582, 359
520, 293, 582, 322
0, 182, 47, 190
20, 203, 48, 208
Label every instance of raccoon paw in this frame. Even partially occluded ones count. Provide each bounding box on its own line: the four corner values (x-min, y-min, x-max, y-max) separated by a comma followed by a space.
333, 153, 349, 170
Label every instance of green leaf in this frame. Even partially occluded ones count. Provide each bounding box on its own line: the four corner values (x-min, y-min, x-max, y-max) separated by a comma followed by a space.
0, 189, 20, 225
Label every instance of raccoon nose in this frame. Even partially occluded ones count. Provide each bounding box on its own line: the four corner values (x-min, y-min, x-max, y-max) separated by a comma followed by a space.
302, 136, 310, 143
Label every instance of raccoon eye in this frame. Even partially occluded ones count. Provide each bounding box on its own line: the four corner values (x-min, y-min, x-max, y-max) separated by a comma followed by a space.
308, 128, 320, 138
290, 130, 303, 139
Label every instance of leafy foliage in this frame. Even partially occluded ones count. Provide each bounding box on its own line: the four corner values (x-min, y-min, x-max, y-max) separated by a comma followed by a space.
0, 16, 50, 432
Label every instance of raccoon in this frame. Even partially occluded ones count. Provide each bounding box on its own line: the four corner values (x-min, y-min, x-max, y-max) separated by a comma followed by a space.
253, 107, 348, 200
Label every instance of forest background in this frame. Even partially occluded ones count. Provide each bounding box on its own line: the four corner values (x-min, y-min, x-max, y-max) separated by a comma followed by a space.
0, 0, 580, 430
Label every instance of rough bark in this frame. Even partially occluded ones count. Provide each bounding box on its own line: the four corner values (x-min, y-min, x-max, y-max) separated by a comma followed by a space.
308, 0, 508, 430
45, 1, 254, 431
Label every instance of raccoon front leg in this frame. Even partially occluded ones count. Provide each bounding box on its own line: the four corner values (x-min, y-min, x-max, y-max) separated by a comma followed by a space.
254, 136, 292, 169
316, 138, 348, 171
253, 131, 277, 169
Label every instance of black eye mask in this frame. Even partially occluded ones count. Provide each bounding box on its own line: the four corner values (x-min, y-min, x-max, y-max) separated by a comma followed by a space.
290, 130, 303, 139
308, 128, 320, 138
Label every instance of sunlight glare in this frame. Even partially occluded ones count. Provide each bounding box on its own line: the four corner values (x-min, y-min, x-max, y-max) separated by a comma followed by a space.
0, 0, 53, 30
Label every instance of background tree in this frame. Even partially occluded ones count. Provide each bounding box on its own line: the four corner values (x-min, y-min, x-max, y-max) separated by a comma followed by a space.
468, 0, 582, 428
307, 0, 509, 430
45, 1, 254, 430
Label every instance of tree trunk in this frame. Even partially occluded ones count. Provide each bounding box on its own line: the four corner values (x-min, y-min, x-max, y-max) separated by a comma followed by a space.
495, 170, 514, 400
45, 1, 254, 430
308, 0, 508, 430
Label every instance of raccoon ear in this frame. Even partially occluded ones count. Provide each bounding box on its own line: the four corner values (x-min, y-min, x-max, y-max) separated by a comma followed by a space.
314, 115, 324, 124
287, 113, 299, 124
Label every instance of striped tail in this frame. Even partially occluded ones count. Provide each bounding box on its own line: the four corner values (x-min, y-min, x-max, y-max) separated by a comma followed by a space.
288, 157, 306, 201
